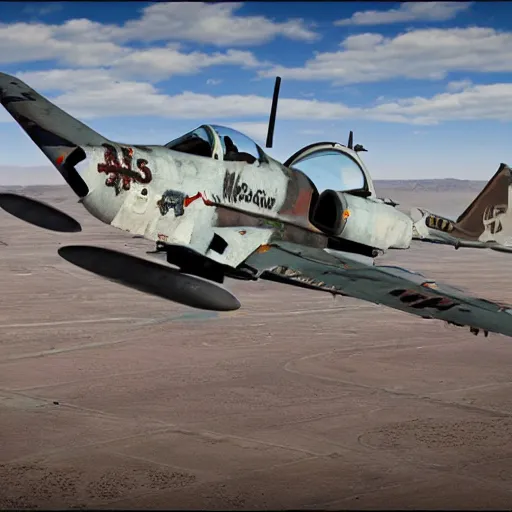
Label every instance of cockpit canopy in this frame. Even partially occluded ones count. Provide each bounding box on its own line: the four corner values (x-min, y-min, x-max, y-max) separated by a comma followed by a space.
165, 125, 374, 198
284, 142, 373, 197
165, 124, 267, 164
165, 126, 213, 158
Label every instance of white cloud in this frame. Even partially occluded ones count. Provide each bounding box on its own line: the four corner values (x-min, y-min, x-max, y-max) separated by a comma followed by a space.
112, 47, 266, 81
5, 39, 267, 82
342, 33, 385, 50
117, 2, 318, 46
206, 79, 223, 86
50, 81, 356, 121
370, 83, 512, 124
0, 4, 286, 80
230, 122, 269, 144
0, 22, 127, 66
0, 2, 317, 69
335, 2, 472, 26
8, 68, 349, 121
17, 69, 124, 92
446, 79, 473, 91
11, 69, 512, 127
260, 27, 512, 85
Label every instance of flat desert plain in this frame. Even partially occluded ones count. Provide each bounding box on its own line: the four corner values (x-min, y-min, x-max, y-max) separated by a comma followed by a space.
1, 183, 512, 510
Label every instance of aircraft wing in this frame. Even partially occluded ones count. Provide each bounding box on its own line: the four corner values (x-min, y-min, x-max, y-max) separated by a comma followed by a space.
246, 241, 512, 338
410, 163, 512, 253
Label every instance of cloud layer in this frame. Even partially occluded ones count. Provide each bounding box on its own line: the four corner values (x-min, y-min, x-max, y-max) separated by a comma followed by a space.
6, 69, 512, 127
0, 2, 511, 132
335, 2, 472, 26
261, 27, 512, 84
0, 2, 317, 70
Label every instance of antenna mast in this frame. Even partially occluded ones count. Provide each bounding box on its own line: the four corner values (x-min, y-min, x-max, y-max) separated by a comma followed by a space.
265, 76, 281, 149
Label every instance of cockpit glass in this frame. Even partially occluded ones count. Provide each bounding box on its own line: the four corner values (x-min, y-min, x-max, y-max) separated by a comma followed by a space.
165, 126, 213, 158
210, 125, 263, 165
291, 150, 366, 193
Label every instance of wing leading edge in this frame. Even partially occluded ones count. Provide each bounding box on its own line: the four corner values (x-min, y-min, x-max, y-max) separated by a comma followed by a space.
246, 241, 512, 338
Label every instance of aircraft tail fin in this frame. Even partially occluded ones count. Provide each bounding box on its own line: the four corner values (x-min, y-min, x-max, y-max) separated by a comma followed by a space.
410, 164, 512, 249
454, 163, 512, 241
0, 73, 108, 154
0, 72, 111, 197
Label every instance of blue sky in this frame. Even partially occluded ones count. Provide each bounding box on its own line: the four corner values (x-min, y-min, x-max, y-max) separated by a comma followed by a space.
1, 1, 512, 183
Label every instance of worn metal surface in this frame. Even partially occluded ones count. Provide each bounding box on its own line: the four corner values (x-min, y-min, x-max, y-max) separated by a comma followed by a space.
341, 192, 412, 250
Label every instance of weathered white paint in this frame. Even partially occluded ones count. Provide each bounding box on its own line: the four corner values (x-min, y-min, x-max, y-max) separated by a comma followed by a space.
75, 137, 287, 267
206, 227, 274, 267
341, 193, 413, 250
72, 125, 410, 268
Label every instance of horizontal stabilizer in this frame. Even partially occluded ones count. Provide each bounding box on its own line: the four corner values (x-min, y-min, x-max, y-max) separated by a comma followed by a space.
58, 245, 241, 312
0, 193, 82, 232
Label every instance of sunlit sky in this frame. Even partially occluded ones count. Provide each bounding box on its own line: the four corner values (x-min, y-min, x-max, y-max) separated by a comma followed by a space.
1, 1, 511, 184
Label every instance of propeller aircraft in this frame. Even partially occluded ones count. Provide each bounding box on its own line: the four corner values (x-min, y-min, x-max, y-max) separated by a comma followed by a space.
1, 72, 512, 337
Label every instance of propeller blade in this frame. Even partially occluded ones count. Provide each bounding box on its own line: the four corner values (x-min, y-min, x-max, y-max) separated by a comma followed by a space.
0, 193, 82, 233
58, 245, 241, 312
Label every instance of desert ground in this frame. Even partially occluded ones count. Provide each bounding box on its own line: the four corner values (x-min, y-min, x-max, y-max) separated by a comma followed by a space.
2, 184, 512, 510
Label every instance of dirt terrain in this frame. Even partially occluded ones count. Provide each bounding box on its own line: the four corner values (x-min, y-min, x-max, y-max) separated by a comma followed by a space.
1, 185, 512, 509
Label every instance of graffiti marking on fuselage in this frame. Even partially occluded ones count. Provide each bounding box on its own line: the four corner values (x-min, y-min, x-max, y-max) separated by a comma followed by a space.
222, 170, 276, 210
157, 190, 214, 217
98, 144, 153, 195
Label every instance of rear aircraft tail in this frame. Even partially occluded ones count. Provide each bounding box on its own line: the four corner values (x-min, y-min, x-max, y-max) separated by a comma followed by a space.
454, 163, 512, 242
411, 164, 512, 250
0, 72, 110, 198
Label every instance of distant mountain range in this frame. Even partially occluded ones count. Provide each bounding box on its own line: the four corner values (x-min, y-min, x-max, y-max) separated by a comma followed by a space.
374, 179, 486, 192
0, 166, 487, 193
